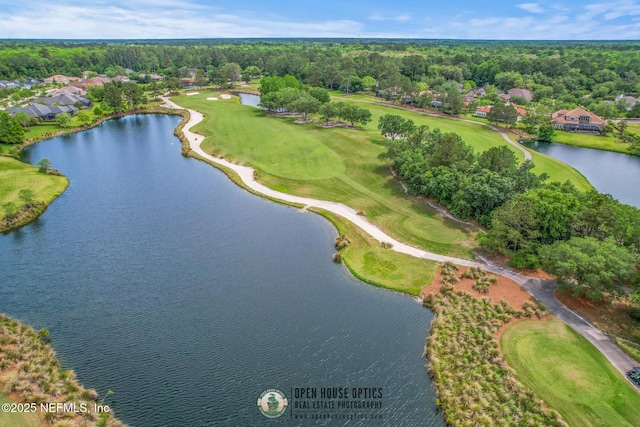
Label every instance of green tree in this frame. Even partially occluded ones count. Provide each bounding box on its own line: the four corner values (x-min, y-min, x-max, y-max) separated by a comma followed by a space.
258, 76, 285, 95
55, 112, 71, 128
308, 87, 330, 104
319, 103, 336, 123
122, 82, 146, 109
377, 114, 414, 140
289, 94, 321, 119
540, 237, 637, 301
342, 105, 372, 127
77, 112, 91, 126
14, 112, 35, 128
93, 106, 104, 116
487, 101, 518, 126
538, 124, 555, 142
362, 76, 377, 92
0, 111, 25, 144
244, 65, 261, 78
222, 62, 242, 87
438, 82, 464, 114
37, 158, 52, 172
103, 83, 124, 112
478, 146, 517, 174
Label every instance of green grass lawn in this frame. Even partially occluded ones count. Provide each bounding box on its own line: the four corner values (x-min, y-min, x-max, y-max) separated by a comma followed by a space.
0, 394, 42, 427
173, 92, 477, 259
0, 156, 68, 218
314, 208, 438, 295
331, 94, 592, 191
553, 131, 634, 155
502, 318, 640, 427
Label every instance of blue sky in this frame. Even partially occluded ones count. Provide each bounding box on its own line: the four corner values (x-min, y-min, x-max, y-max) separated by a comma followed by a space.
1, 0, 640, 39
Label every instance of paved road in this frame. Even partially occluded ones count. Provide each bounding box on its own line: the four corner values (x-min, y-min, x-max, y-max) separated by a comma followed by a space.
163, 96, 638, 390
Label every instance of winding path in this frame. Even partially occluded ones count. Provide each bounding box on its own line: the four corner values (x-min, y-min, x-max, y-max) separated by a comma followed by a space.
161, 96, 638, 389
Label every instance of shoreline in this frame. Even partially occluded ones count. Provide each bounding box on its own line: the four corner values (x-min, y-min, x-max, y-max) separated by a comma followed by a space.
163, 93, 639, 385
1, 107, 189, 233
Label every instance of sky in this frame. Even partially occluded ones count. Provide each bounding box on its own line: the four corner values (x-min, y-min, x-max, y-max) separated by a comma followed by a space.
1, 0, 640, 40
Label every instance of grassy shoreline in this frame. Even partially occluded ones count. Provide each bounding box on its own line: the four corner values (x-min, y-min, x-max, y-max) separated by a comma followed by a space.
0, 157, 68, 233
1, 106, 189, 234
0, 314, 125, 427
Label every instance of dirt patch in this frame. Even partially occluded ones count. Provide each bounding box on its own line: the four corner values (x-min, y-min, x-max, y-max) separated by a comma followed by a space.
272, 112, 303, 118
556, 291, 640, 344
294, 118, 318, 124
317, 121, 359, 129
423, 266, 536, 310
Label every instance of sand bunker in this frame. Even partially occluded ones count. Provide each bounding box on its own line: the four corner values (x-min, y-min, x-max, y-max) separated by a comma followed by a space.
220, 94, 232, 99
186, 92, 199, 96
207, 97, 218, 101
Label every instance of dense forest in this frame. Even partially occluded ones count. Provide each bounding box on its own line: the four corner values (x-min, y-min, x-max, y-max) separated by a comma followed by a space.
2, 39, 640, 118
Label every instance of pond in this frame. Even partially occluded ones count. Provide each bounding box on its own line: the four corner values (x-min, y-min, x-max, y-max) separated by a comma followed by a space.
522, 140, 640, 208
1, 114, 444, 426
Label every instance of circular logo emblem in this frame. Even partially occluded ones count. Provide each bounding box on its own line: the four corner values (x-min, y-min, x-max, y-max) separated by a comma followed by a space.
257, 388, 288, 419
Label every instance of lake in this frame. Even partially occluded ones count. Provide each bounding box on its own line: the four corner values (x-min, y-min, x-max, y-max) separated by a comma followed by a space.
523, 140, 640, 208
1, 114, 444, 426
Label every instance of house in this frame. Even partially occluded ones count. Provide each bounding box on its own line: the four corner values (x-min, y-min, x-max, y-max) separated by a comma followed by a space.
112, 75, 131, 83
476, 104, 527, 120
507, 88, 533, 102
43, 75, 81, 85
48, 86, 86, 97
34, 93, 91, 108
551, 108, 605, 133
139, 73, 164, 81
615, 94, 638, 111
8, 103, 78, 121
0, 80, 17, 89
475, 107, 491, 118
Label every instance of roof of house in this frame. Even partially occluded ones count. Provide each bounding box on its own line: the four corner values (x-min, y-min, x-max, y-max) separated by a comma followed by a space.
507, 88, 533, 101
34, 93, 89, 107
9, 103, 76, 119
476, 105, 527, 115
551, 108, 605, 125
48, 86, 85, 96
43, 75, 81, 84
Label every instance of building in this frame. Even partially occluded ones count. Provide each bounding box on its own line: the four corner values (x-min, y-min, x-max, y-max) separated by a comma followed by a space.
615, 94, 639, 111
551, 108, 605, 133
475, 104, 526, 119
43, 75, 81, 85
507, 88, 533, 102
34, 94, 91, 108
8, 103, 78, 121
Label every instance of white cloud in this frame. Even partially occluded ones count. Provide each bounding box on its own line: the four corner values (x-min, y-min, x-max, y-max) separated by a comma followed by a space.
0, 3, 366, 38
517, 3, 544, 13
367, 13, 411, 22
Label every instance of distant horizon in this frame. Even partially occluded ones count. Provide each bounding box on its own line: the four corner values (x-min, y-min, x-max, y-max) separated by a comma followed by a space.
2, 1, 640, 40
1, 37, 639, 43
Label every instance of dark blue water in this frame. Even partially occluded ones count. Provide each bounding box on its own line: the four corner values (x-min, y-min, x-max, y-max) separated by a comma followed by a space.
523, 141, 640, 208
2, 115, 443, 426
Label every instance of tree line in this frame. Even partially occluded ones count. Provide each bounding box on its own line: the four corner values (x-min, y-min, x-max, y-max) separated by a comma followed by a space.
378, 113, 640, 304
258, 75, 371, 126
2, 40, 640, 116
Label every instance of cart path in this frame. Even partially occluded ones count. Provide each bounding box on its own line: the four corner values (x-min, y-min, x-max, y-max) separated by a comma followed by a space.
162, 96, 638, 388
